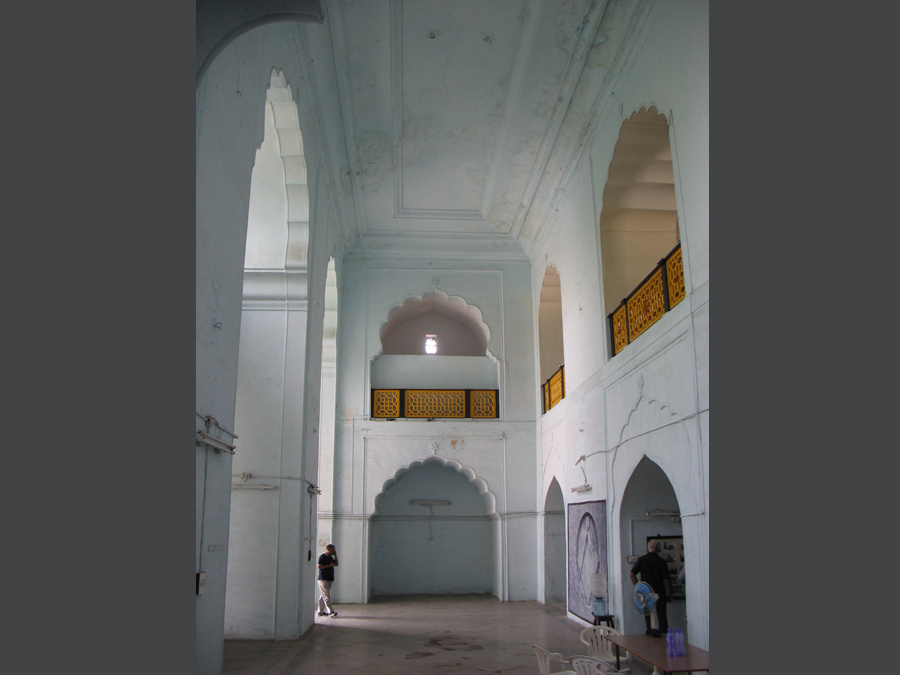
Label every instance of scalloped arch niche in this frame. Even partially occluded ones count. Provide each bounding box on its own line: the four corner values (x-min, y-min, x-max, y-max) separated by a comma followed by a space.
371, 289, 499, 391
379, 289, 491, 356
369, 456, 496, 596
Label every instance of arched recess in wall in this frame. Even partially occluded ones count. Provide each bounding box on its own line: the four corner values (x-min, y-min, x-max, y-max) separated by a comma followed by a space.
599, 106, 679, 317
538, 265, 565, 413
369, 455, 498, 597
618, 457, 687, 639
225, 68, 311, 639
370, 289, 500, 394
543, 477, 566, 603
380, 289, 492, 357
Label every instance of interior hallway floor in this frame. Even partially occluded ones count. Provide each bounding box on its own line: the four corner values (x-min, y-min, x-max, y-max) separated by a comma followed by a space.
223, 594, 656, 675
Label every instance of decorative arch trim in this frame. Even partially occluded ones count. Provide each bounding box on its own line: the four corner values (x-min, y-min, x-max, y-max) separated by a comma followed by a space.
265, 70, 310, 271
378, 289, 495, 359
374, 454, 497, 515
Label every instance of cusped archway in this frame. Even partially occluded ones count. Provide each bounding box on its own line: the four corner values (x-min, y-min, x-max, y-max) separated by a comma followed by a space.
379, 289, 492, 357
369, 455, 498, 598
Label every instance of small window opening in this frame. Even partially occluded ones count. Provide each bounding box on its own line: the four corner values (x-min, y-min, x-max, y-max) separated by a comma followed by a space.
425, 335, 437, 354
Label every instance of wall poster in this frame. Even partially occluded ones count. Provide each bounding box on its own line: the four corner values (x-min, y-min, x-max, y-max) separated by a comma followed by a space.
567, 499, 607, 623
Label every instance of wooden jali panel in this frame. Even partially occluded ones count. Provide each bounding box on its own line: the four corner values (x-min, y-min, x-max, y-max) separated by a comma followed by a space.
666, 247, 686, 308
372, 389, 401, 418
470, 390, 498, 418
548, 367, 565, 410
404, 390, 466, 418
611, 304, 629, 355
626, 268, 666, 341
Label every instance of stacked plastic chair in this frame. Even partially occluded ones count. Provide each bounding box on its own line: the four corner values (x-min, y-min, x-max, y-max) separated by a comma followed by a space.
532, 645, 576, 675
570, 655, 627, 675
578, 626, 630, 671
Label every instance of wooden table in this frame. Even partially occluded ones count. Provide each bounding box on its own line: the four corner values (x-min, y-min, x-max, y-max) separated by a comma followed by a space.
605, 633, 709, 674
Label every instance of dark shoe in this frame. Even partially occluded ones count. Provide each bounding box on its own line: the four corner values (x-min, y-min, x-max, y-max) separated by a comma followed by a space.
317, 612, 327, 616
329, 611, 338, 617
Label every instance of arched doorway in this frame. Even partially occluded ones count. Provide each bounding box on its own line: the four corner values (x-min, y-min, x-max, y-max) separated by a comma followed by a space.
619, 457, 687, 638
225, 69, 312, 639
369, 456, 495, 597
543, 478, 566, 603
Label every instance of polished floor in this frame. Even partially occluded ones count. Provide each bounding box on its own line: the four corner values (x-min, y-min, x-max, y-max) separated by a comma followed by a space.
223, 594, 656, 675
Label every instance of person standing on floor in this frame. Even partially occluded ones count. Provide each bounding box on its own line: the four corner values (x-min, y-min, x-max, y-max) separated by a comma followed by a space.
629, 539, 672, 635
317, 544, 339, 617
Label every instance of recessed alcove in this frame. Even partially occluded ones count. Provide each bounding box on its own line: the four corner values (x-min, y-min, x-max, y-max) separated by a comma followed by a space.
372, 289, 499, 393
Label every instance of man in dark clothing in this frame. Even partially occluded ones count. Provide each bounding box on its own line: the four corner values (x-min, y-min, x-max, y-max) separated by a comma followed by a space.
317, 544, 339, 617
629, 539, 672, 635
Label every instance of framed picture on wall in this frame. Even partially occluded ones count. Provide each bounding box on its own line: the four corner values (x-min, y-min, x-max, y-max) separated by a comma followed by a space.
567, 500, 607, 623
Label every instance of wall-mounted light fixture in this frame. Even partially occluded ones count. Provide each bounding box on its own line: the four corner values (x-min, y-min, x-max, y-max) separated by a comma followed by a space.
571, 459, 591, 492
197, 431, 235, 454
646, 508, 681, 522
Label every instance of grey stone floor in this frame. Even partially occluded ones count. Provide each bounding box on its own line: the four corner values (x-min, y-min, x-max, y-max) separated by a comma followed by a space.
223, 594, 655, 675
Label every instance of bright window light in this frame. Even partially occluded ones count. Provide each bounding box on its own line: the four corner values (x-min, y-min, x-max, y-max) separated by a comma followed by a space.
425, 335, 437, 354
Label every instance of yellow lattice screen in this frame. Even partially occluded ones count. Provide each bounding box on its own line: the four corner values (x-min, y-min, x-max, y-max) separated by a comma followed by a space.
608, 244, 685, 357
666, 247, 685, 308
470, 390, 498, 418
543, 383, 550, 413
626, 268, 666, 341
612, 304, 629, 355
548, 367, 564, 410
372, 389, 400, 418
405, 390, 466, 418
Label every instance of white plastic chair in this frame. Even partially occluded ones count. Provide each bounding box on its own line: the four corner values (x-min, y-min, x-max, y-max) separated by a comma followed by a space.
532, 644, 576, 675
578, 626, 629, 669
569, 655, 625, 675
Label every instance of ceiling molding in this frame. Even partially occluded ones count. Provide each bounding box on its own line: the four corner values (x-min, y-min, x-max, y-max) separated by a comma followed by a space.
526, 0, 652, 262
510, 0, 611, 242
345, 235, 530, 264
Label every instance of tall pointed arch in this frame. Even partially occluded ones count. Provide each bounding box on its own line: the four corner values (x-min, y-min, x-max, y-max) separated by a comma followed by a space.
226, 67, 315, 641
599, 106, 679, 315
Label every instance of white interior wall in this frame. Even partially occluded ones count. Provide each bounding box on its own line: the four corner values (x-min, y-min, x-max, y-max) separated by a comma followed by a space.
371, 355, 499, 390
531, 0, 708, 647
328, 260, 539, 604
